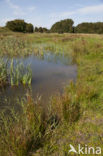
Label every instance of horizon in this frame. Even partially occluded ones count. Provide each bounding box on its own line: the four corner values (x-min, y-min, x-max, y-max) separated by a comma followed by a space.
0, 0, 103, 28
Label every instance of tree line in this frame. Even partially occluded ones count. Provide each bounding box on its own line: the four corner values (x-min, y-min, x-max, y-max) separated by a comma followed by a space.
6, 20, 34, 33
4, 19, 103, 34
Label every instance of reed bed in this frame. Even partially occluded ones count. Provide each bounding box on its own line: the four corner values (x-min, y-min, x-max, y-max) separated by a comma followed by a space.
0, 58, 32, 87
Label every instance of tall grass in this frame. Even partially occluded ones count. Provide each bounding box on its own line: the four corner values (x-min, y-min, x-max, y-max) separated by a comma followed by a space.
10, 59, 32, 86
0, 58, 8, 87
0, 94, 46, 156
0, 58, 32, 87
0, 87, 81, 156
50, 82, 80, 123
0, 36, 33, 57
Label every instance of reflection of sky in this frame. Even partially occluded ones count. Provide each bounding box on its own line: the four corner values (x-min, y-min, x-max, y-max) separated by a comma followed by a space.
0, 0, 103, 28
14, 52, 72, 65
0, 54, 77, 109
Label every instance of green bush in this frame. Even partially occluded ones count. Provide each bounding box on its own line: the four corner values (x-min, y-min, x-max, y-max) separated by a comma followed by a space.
26, 23, 34, 33
34, 27, 49, 33
75, 22, 103, 34
50, 19, 74, 33
6, 19, 34, 33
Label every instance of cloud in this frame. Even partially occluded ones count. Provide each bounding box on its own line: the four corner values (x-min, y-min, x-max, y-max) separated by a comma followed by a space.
6, 0, 26, 16
6, 0, 19, 10
50, 11, 74, 19
6, 0, 36, 16
0, 17, 14, 26
50, 4, 103, 20
78, 4, 103, 14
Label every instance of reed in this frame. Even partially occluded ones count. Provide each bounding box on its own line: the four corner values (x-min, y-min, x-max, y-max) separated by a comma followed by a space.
0, 58, 32, 87
10, 59, 32, 86
0, 93, 53, 156
0, 58, 8, 87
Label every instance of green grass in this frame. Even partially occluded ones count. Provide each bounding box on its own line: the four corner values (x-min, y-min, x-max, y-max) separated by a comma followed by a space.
0, 93, 48, 156
0, 58, 32, 87
0, 32, 103, 155
10, 59, 32, 86
0, 58, 8, 87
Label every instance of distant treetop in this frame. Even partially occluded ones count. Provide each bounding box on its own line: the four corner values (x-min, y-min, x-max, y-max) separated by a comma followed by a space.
5, 19, 103, 34
6, 19, 34, 33
50, 19, 74, 33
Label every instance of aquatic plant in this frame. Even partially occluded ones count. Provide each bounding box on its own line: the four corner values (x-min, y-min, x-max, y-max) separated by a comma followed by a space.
10, 59, 32, 86
0, 58, 32, 87
21, 65, 32, 85
0, 58, 8, 87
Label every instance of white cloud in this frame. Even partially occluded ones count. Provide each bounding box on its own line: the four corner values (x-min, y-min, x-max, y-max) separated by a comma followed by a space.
51, 11, 74, 19
6, 0, 26, 16
0, 17, 14, 26
78, 4, 103, 14
6, 0, 19, 10
6, 0, 36, 16
50, 4, 103, 20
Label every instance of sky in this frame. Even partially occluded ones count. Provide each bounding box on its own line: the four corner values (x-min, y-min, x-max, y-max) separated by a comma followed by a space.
0, 0, 103, 28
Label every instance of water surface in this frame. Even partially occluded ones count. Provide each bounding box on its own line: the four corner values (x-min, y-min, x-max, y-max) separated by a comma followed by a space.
0, 52, 77, 108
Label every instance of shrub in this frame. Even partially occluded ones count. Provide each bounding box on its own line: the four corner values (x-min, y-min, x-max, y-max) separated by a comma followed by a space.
6, 19, 34, 33
26, 23, 34, 33
34, 27, 49, 33
50, 19, 74, 33
75, 22, 103, 34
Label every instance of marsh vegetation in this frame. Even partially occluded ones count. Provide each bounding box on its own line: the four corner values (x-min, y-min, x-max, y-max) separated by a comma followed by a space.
0, 58, 32, 87
0, 31, 103, 155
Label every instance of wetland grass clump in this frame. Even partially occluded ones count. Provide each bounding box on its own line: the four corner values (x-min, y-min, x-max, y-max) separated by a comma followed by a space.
0, 36, 33, 57
0, 91, 81, 156
0, 58, 32, 87
10, 59, 32, 86
50, 82, 80, 124
0, 58, 8, 87
0, 94, 47, 156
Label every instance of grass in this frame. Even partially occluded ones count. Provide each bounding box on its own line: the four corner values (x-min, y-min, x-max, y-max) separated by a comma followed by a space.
10, 59, 32, 86
0, 89, 81, 156
0, 31, 103, 155
0, 58, 8, 87
0, 58, 32, 87
0, 93, 47, 156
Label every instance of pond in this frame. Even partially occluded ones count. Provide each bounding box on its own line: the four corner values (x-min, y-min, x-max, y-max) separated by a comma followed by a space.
0, 52, 77, 109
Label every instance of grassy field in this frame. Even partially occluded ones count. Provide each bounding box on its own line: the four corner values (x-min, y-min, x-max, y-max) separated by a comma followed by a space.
0, 31, 103, 155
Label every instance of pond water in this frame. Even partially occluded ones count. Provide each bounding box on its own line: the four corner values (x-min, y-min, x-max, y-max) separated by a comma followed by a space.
0, 52, 77, 109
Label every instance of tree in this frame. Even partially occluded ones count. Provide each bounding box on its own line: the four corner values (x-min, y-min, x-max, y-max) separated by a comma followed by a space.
26, 23, 34, 33
38, 27, 43, 33
75, 22, 103, 34
34, 27, 49, 33
42, 27, 49, 33
34, 27, 39, 32
6, 19, 34, 33
6, 19, 26, 32
50, 19, 74, 33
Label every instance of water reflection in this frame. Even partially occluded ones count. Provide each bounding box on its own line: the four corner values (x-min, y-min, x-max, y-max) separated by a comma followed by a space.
0, 52, 77, 109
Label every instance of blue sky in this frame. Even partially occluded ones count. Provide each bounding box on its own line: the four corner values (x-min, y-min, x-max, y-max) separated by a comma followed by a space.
0, 0, 103, 28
